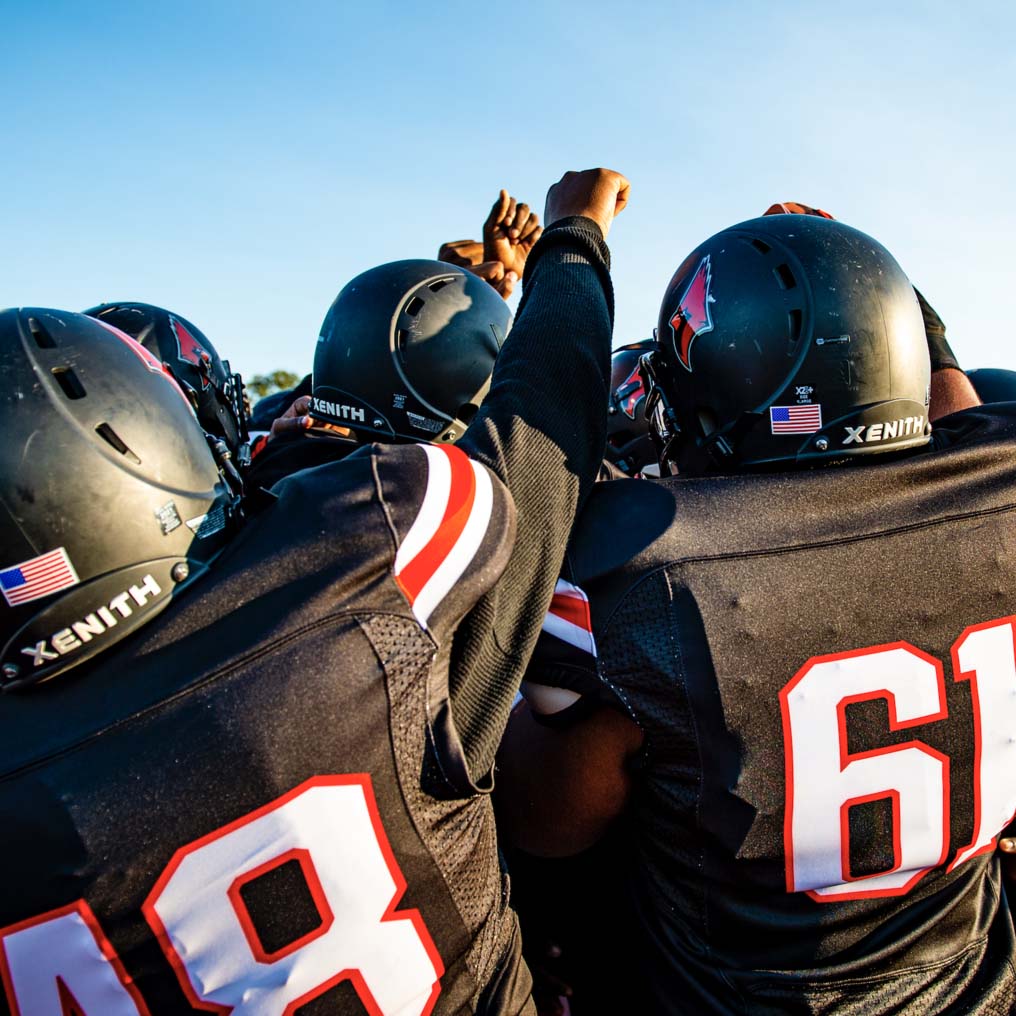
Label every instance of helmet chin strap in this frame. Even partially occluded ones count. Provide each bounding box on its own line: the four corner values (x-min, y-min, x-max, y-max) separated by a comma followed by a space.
697, 412, 763, 470
644, 344, 764, 476
432, 374, 493, 445
642, 351, 683, 471
206, 434, 245, 503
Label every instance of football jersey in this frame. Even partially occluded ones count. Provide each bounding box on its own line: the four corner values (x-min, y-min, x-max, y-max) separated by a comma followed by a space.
0, 443, 532, 1015
528, 405, 1016, 1013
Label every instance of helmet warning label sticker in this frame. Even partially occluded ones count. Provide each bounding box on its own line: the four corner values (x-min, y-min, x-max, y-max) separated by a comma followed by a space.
186, 505, 228, 540
407, 412, 443, 434
155, 501, 183, 536
770, 404, 823, 434
0, 547, 80, 607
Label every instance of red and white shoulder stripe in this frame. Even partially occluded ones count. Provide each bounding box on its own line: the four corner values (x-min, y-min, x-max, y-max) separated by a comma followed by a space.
542, 579, 597, 658
522, 579, 598, 717
393, 444, 495, 629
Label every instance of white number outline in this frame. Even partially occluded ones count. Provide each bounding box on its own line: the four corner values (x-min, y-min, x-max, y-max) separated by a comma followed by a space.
143, 774, 444, 1015
0, 900, 150, 1016
780, 640, 951, 902
781, 618, 1016, 903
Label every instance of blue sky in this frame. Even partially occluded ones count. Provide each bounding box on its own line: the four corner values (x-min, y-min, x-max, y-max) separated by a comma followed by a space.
3, 1, 1014, 381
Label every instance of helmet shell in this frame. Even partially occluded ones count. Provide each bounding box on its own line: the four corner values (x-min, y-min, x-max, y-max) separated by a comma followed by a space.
84, 302, 248, 455
312, 260, 511, 443
0, 309, 239, 687
650, 215, 931, 473
606, 338, 658, 475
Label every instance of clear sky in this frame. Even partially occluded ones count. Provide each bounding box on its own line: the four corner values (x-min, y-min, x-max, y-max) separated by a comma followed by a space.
3, 0, 1013, 382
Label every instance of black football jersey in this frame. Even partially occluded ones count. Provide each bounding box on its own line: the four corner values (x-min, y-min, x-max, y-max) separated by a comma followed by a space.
527, 405, 1016, 1014
0, 443, 533, 1015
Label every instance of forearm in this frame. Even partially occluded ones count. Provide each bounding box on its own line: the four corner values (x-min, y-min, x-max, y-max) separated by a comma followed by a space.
915, 286, 980, 420
459, 216, 612, 504
930, 367, 981, 421
450, 218, 614, 781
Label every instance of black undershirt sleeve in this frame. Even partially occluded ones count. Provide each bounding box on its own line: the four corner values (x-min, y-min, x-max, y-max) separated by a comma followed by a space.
914, 287, 960, 372
451, 216, 614, 781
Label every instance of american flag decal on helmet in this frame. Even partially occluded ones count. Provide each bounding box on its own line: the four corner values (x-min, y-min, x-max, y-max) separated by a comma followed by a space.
0, 547, 80, 607
394, 444, 494, 629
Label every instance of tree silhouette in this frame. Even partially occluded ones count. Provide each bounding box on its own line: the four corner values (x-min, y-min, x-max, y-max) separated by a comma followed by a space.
248, 370, 300, 400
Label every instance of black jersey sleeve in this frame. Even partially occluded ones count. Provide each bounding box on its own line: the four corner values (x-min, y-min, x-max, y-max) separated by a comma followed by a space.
447, 216, 615, 780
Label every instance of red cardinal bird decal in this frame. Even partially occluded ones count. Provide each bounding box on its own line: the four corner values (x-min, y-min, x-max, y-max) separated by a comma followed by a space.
616, 363, 646, 420
170, 316, 212, 389
669, 255, 715, 372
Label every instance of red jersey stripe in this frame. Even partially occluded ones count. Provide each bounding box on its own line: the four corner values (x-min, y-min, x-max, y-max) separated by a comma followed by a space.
395, 445, 477, 605
549, 591, 593, 634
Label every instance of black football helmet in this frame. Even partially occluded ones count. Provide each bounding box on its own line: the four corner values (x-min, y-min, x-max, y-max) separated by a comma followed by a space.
312, 260, 511, 443
643, 215, 931, 474
606, 338, 659, 476
84, 302, 249, 466
968, 368, 1016, 404
0, 309, 242, 689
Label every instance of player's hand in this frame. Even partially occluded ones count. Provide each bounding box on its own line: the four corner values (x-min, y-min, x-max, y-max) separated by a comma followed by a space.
438, 239, 485, 268
544, 169, 630, 239
269, 395, 353, 441
483, 189, 543, 279
268, 395, 312, 440
465, 259, 518, 300
764, 201, 834, 219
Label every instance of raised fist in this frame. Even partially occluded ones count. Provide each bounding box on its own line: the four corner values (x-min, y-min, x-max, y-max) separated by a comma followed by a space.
544, 169, 630, 239
483, 190, 543, 279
